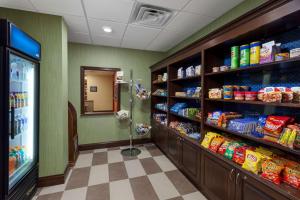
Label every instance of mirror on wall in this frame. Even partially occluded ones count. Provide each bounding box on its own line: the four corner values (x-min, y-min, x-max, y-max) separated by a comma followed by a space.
80, 66, 120, 115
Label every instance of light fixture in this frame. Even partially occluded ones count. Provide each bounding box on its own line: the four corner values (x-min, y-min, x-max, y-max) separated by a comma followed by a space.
102, 26, 112, 33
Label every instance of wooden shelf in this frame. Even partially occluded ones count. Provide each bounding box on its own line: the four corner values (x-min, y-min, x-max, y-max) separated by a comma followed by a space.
152, 95, 167, 98
152, 81, 167, 85
170, 96, 200, 100
170, 75, 201, 82
170, 112, 201, 123
205, 57, 300, 76
205, 98, 300, 108
205, 123, 300, 156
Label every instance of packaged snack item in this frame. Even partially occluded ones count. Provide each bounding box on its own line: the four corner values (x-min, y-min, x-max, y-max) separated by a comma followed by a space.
257, 89, 264, 101
240, 86, 250, 92
290, 48, 300, 58
291, 87, 300, 103
294, 130, 300, 149
253, 115, 267, 138
245, 91, 258, 101
261, 159, 284, 184
177, 67, 185, 79
201, 132, 218, 148
278, 128, 292, 146
242, 150, 264, 174
260, 41, 275, 64
227, 118, 258, 134
234, 91, 245, 100
212, 67, 220, 72
233, 146, 254, 165
231, 46, 239, 69
240, 44, 250, 67
283, 162, 300, 188
275, 53, 289, 61
218, 140, 231, 155
255, 146, 273, 157
209, 136, 225, 153
287, 129, 297, 149
224, 142, 243, 160
195, 65, 201, 76
209, 88, 223, 99
223, 85, 233, 100
250, 41, 261, 66
186, 66, 195, 77
277, 87, 293, 103
262, 87, 282, 103
263, 116, 292, 137
220, 65, 229, 71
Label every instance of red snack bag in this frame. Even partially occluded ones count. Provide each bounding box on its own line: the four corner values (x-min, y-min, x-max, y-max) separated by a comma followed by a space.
209, 136, 225, 153
283, 161, 300, 189
261, 159, 284, 185
233, 146, 254, 165
217, 140, 230, 155
263, 116, 292, 137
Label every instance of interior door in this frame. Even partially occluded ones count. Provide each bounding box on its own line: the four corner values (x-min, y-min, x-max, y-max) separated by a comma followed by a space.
8, 52, 38, 190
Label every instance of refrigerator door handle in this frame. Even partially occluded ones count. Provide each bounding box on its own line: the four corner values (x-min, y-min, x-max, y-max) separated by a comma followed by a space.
11, 107, 15, 139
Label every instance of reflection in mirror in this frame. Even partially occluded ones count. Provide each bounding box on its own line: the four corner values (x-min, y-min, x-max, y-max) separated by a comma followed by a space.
80, 66, 120, 115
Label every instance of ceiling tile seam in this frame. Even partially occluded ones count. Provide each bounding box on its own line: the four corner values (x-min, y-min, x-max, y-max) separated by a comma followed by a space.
87, 17, 128, 25
120, 0, 138, 48
145, 0, 193, 51
27, 0, 38, 12
81, 0, 93, 44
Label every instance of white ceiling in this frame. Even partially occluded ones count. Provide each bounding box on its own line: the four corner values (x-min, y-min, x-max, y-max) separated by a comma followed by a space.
0, 0, 244, 52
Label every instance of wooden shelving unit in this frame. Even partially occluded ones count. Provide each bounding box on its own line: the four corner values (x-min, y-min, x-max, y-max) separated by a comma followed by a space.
150, 2, 300, 200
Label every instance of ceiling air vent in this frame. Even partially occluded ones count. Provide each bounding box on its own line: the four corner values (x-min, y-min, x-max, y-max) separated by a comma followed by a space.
130, 3, 174, 28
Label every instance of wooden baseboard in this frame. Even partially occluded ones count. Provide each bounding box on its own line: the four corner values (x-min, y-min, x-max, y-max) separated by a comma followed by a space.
78, 138, 151, 151
38, 163, 71, 187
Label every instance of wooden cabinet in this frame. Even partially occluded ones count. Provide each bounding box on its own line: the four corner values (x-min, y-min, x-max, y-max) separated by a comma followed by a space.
201, 151, 235, 200
151, 121, 168, 153
235, 170, 289, 200
167, 130, 182, 166
181, 139, 199, 183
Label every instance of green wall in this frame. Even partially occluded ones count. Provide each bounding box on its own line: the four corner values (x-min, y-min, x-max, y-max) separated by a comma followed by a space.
68, 43, 165, 145
167, 0, 267, 56
0, 8, 68, 177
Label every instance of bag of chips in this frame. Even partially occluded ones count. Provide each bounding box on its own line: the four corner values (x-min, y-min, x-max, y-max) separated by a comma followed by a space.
261, 159, 285, 184
242, 150, 264, 174
209, 136, 225, 153
201, 132, 218, 148
217, 140, 230, 155
287, 129, 297, 149
264, 116, 292, 137
255, 146, 273, 157
278, 128, 292, 146
233, 146, 254, 165
283, 162, 300, 189
224, 142, 243, 160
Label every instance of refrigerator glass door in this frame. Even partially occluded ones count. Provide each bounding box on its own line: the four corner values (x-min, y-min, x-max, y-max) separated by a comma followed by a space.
8, 53, 37, 189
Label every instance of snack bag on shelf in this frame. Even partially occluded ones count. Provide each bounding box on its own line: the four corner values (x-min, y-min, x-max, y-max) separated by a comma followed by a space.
283, 161, 300, 189
277, 87, 293, 103
252, 115, 267, 138
262, 87, 282, 103
261, 159, 285, 185
287, 129, 297, 149
217, 140, 231, 155
242, 150, 265, 174
294, 129, 300, 149
224, 142, 243, 160
278, 128, 292, 146
201, 132, 218, 148
263, 116, 292, 137
209, 136, 225, 153
255, 146, 273, 157
233, 146, 255, 165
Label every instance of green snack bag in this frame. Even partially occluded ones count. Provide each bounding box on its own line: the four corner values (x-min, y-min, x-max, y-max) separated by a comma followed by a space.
224, 142, 242, 160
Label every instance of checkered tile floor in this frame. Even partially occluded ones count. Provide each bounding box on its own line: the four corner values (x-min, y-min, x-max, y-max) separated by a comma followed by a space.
33, 143, 207, 200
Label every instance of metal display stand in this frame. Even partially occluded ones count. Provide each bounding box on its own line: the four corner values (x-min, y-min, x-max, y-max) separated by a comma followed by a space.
121, 70, 141, 157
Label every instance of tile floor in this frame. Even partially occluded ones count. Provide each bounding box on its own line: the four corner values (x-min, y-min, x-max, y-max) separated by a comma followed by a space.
33, 143, 207, 200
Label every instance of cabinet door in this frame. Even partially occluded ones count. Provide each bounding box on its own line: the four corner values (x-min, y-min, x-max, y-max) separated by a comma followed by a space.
201, 151, 235, 200
168, 131, 182, 166
151, 121, 159, 144
160, 125, 169, 153
236, 171, 289, 200
181, 139, 199, 182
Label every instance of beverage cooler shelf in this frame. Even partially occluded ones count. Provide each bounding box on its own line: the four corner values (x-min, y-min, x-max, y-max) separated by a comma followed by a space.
9, 159, 31, 186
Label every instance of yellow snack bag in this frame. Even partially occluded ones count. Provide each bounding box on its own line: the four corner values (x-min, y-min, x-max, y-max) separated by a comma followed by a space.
255, 146, 273, 157
278, 128, 292, 146
201, 132, 218, 148
287, 130, 297, 149
242, 150, 264, 174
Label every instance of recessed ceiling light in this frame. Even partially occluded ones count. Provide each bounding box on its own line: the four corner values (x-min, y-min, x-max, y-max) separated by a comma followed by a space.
102, 26, 112, 33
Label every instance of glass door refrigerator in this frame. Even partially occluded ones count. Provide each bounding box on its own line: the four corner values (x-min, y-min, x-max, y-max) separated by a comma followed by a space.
0, 19, 40, 200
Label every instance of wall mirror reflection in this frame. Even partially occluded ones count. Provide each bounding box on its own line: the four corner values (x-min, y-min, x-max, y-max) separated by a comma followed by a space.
80, 66, 120, 115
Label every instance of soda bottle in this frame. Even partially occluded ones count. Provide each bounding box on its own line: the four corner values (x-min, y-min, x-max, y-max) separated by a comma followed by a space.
14, 115, 19, 135
20, 93, 24, 107
24, 92, 28, 106
9, 152, 16, 175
